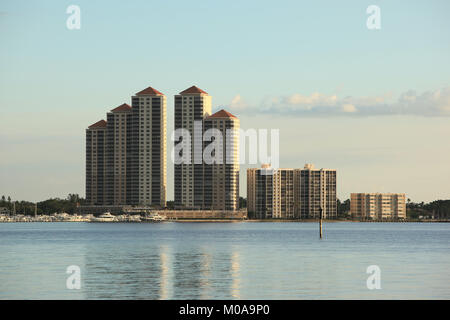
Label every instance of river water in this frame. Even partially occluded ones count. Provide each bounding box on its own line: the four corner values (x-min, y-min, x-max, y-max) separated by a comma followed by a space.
0, 222, 448, 299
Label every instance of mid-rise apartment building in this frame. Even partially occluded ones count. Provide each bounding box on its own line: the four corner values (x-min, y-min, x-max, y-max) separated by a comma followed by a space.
247, 164, 336, 219
350, 193, 406, 219
295, 164, 337, 219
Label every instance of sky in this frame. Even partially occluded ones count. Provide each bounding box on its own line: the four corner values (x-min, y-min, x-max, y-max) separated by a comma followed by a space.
0, 0, 449, 203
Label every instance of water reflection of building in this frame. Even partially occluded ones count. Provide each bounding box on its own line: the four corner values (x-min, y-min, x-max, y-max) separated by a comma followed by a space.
230, 251, 241, 299
84, 244, 165, 299
83, 241, 241, 299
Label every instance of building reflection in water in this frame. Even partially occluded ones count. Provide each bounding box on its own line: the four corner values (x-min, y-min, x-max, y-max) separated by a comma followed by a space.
84, 242, 241, 299
159, 245, 171, 299
230, 250, 241, 299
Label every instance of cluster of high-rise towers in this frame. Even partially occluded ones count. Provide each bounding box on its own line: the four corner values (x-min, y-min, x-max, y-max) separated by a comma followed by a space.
85, 86, 240, 211
86, 84, 339, 218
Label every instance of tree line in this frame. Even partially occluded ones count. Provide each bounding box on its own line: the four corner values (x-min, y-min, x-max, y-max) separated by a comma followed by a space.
0, 194, 85, 215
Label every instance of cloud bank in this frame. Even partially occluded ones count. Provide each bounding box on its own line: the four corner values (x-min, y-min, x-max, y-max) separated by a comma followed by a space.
227, 87, 450, 117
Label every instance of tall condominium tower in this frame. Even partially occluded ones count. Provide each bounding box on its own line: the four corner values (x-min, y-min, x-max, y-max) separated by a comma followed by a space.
247, 163, 336, 219
130, 87, 167, 207
203, 109, 240, 211
247, 165, 295, 218
174, 86, 212, 209
86, 120, 107, 205
105, 104, 132, 205
350, 193, 406, 219
85, 86, 166, 208
295, 164, 337, 219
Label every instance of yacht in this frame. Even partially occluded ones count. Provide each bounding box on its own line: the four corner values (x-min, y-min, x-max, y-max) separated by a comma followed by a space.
90, 212, 117, 222
141, 212, 167, 222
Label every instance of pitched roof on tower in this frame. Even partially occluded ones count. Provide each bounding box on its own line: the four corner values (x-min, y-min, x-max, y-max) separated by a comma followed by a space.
135, 86, 163, 96
88, 120, 107, 129
179, 86, 208, 95
208, 109, 237, 119
111, 103, 132, 112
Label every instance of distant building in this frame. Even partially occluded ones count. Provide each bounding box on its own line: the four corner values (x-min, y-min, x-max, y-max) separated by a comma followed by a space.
106, 104, 132, 205
247, 163, 336, 219
203, 110, 240, 211
131, 87, 167, 207
174, 86, 212, 209
85, 86, 167, 208
350, 193, 406, 219
295, 164, 337, 219
86, 120, 107, 205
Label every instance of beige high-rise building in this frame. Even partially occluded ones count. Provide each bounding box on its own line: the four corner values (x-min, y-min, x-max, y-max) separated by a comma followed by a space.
350, 193, 406, 219
86, 120, 107, 205
106, 104, 132, 205
85, 86, 167, 208
130, 87, 167, 207
247, 163, 336, 219
174, 86, 212, 209
203, 109, 240, 211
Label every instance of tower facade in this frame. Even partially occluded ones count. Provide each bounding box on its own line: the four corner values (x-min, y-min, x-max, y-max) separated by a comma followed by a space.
247, 164, 336, 219
203, 109, 240, 211
86, 120, 107, 205
130, 87, 167, 207
295, 164, 337, 219
247, 165, 294, 218
105, 104, 132, 205
174, 86, 211, 209
85, 86, 166, 208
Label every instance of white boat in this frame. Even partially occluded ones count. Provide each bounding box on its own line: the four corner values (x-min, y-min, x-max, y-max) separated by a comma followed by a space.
90, 212, 117, 222
141, 212, 167, 222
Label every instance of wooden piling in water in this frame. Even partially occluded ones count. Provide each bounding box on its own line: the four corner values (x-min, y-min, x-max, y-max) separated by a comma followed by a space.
319, 207, 323, 239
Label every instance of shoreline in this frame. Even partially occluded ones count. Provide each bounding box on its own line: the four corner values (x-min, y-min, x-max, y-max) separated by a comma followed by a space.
0, 218, 448, 223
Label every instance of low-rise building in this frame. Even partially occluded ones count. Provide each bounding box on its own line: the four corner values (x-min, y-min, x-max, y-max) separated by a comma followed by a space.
350, 193, 406, 219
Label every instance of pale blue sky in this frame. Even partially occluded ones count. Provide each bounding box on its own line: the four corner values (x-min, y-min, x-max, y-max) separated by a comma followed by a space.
0, 0, 449, 202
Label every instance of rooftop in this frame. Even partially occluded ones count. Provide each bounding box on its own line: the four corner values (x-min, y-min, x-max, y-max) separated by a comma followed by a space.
88, 120, 107, 129
111, 103, 132, 112
135, 86, 163, 96
179, 85, 208, 95
208, 109, 237, 119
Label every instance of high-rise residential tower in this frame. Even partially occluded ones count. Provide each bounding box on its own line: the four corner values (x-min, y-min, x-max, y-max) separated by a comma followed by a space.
86, 120, 107, 205
350, 193, 406, 219
85, 86, 167, 208
105, 104, 132, 205
130, 87, 167, 207
174, 86, 212, 209
203, 109, 240, 211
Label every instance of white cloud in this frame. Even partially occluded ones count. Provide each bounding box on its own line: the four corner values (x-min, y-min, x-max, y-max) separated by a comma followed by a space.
229, 94, 248, 110
342, 104, 357, 113
227, 87, 450, 117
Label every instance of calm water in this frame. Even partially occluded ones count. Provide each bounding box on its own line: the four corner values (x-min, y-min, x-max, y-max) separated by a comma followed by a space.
0, 222, 449, 299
